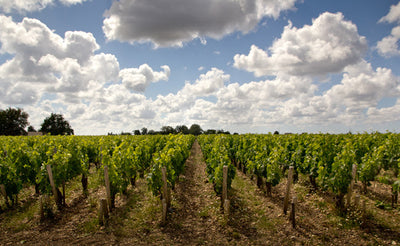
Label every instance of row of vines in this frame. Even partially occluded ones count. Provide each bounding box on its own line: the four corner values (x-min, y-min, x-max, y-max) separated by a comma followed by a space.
0, 134, 194, 210
199, 133, 400, 209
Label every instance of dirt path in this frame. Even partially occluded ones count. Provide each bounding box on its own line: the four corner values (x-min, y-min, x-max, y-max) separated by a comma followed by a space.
162, 139, 231, 245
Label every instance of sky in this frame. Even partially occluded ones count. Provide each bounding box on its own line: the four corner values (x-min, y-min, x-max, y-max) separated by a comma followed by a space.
1, 0, 400, 135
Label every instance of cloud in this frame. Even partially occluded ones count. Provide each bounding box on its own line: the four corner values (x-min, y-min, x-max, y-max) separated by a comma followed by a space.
233, 12, 367, 77
103, 0, 298, 47
327, 61, 400, 109
182, 68, 230, 96
377, 2, 400, 57
153, 69, 316, 128
0, 15, 172, 134
154, 68, 230, 115
0, 0, 88, 13
157, 60, 400, 131
119, 64, 170, 92
280, 60, 400, 126
367, 101, 400, 123
0, 15, 122, 103
379, 1, 400, 24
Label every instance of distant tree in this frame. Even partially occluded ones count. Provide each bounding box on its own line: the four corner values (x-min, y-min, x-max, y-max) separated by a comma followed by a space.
133, 129, 141, 135
189, 124, 203, 136
40, 113, 74, 135
27, 125, 36, 132
0, 107, 29, 136
148, 129, 156, 135
274, 130, 280, 135
161, 126, 175, 135
205, 129, 217, 135
121, 132, 132, 135
141, 127, 148, 135
175, 125, 189, 134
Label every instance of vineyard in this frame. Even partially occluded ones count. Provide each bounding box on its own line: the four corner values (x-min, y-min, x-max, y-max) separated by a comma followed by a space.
1, 133, 400, 245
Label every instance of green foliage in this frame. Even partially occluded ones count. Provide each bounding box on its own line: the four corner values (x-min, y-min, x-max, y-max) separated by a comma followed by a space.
147, 134, 194, 196
1, 132, 400, 212
328, 141, 355, 196
40, 113, 74, 135
198, 135, 236, 195
0, 107, 29, 136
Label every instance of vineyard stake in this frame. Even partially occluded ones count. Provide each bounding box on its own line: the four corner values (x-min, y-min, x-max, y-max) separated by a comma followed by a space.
98, 198, 109, 226
224, 199, 230, 217
222, 165, 228, 206
289, 196, 297, 228
62, 181, 66, 206
283, 166, 294, 215
46, 165, 59, 207
162, 198, 167, 225
362, 199, 367, 221
346, 164, 357, 208
161, 167, 170, 209
104, 165, 112, 211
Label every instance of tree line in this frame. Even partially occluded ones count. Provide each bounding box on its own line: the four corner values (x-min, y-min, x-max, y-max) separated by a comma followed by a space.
1, 107, 236, 136
0, 107, 74, 136
130, 124, 234, 136
110, 124, 234, 136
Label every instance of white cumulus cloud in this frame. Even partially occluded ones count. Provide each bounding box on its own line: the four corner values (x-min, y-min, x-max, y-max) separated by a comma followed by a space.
0, 15, 175, 134
233, 12, 367, 77
182, 68, 230, 96
0, 0, 88, 13
119, 64, 170, 92
377, 1, 400, 57
102, 0, 299, 47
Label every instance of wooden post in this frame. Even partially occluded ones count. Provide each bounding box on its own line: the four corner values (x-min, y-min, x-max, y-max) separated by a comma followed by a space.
290, 196, 297, 228
161, 167, 170, 209
104, 166, 112, 211
347, 164, 357, 207
222, 165, 228, 206
162, 198, 167, 225
39, 195, 45, 221
98, 198, 109, 226
283, 166, 294, 215
98, 200, 104, 226
62, 181, 66, 206
46, 165, 59, 206
224, 199, 230, 217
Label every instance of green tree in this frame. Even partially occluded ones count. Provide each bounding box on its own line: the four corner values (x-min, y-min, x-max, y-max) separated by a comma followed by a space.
133, 129, 141, 135
175, 125, 189, 134
189, 124, 203, 135
161, 126, 176, 135
40, 113, 74, 135
0, 107, 29, 135
205, 129, 217, 134
27, 125, 36, 132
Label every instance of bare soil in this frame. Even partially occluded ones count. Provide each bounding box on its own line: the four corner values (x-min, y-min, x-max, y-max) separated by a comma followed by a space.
1, 140, 400, 245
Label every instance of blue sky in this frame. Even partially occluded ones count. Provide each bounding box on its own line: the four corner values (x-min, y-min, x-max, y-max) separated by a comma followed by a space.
1, 0, 400, 135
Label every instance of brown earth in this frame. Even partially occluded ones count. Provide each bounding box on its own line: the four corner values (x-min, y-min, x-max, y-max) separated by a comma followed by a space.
1, 140, 400, 245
